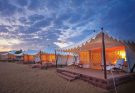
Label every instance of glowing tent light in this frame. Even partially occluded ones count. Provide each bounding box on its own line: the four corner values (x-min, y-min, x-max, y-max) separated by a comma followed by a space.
119, 51, 127, 61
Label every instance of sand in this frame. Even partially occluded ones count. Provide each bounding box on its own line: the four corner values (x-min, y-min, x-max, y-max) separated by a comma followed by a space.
0, 62, 135, 93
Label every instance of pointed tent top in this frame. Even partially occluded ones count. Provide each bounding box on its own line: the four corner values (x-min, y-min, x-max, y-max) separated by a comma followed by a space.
60, 31, 101, 50
58, 30, 131, 51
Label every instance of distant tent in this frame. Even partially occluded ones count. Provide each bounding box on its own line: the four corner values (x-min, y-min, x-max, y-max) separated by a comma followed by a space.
8, 50, 23, 61
0, 52, 8, 61
8, 50, 16, 60
0, 50, 23, 61
41, 47, 56, 63
57, 31, 135, 72
23, 50, 40, 63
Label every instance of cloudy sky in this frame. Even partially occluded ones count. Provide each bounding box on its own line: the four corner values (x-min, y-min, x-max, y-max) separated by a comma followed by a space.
0, 0, 135, 51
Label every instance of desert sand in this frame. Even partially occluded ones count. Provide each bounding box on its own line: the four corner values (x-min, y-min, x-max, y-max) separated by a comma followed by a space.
0, 62, 135, 93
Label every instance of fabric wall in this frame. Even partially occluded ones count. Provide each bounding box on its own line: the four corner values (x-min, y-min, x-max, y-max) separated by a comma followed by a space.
8, 54, 16, 60
79, 51, 90, 68
57, 55, 67, 65
91, 49, 102, 69
78, 46, 126, 70
57, 54, 78, 66
41, 54, 55, 63
23, 55, 28, 63
67, 55, 76, 65
0, 54, 8, 60
48, 54, 55, 62
23, 55, 35, 63
126, 44, 135, 72
41, 54, 48, 62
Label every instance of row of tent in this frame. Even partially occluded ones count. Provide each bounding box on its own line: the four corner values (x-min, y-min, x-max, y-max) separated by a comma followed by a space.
1, 31, 134, 73
0, 47, 78, 66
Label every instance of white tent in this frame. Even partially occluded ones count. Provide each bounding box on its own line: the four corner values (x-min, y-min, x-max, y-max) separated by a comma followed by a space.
9, 50, 23, 56
57, 31, 135, 72
56, 51, 78, 66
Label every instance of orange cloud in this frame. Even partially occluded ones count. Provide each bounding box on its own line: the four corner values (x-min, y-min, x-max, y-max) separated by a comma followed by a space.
0, 47, 12, 52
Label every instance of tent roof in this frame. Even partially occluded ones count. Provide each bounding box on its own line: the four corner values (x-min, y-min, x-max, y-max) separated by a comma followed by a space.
8, 50, 23, 56
57, 31, 130, 52
13, 53, 23, 56
23, 50, 40, 55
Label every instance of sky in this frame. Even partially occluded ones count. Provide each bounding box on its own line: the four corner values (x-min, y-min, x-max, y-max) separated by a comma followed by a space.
0, 0, 135, 51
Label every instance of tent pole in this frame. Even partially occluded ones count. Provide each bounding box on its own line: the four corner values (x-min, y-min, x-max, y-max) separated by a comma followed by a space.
102, 30, 107, 79
40, 50, 42, 65
55, 50, 58, 68
66, 54, 69, 66
89, 50, 91, 68
23, 53, 24, 64
27, 54, 29, 63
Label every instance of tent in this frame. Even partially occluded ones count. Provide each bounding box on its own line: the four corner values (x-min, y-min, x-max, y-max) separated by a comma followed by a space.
23, 50, 40, 63
57, 31, 135, 73
0, 52, 8, 61
8, 50, 16, 60
0, 50, 23, 61
41, 47, 56, 63
8, 50, 23, 61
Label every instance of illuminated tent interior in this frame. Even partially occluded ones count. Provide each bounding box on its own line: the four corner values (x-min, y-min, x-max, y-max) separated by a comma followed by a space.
79, 46, 126, 69
40, 53, 55, 63
23, 50, 40, 63
57, 32, 135, 72
41, 47, 56, 63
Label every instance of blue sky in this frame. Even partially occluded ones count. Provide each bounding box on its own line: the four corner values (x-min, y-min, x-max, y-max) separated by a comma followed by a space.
0, 0, 135, 51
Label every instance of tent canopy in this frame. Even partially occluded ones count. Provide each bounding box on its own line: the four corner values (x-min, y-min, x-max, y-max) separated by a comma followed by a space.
56, 32, 131, 57
23, 50, 40, 55
8, 50, 23, 56
57, 32, 127, 52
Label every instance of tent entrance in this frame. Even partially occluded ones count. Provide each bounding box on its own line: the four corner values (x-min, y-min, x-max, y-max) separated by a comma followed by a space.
105, 46, 126, 64
79, 46, 126, 70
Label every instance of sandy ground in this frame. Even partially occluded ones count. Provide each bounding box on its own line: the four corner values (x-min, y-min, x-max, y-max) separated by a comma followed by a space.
0, 62, 135, 93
